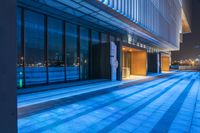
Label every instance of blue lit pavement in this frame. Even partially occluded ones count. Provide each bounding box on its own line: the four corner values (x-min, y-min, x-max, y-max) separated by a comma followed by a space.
18, 72, 200, 133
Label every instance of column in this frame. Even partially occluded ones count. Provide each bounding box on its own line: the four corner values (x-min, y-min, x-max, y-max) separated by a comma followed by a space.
0, 0, 17, 133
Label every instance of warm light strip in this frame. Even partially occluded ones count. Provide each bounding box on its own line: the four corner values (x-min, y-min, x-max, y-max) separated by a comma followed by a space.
181, 9, 191, 33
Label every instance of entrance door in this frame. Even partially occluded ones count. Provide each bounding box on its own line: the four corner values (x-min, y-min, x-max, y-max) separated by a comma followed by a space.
122, 46, 147, 79
131, 51, 147, 76
122, 51, 131, 78
148, 53, 159, 73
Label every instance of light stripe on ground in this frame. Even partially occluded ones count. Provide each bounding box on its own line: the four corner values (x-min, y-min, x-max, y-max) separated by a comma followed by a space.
20, 73, 189, 132
18, 72, 182, 105
112, 75, 193, 133
18, 73, 183, 118
150, 73, 197, 133
133, 72, 198, 133
94, 74, 193, 132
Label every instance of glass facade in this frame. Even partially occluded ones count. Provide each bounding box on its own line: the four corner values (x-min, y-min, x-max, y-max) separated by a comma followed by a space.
24, 10, 46, 86
48, 17, 65, 82
16, 0, 183, 88
110, 35, 116, 42
17, 8, 23, 88
66, 23, 79, 80
100, 33, 109, 78
91, 31, 100, 78
17, 7, 112, 88
80, 27, 89, 80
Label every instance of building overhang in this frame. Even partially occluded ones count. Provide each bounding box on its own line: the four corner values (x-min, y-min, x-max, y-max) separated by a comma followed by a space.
84, 0, 179, 51
17, 0, 178, 51
181, 9, 191, 33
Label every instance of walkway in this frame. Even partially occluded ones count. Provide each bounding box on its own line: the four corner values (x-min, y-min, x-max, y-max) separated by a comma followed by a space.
18, 71, 200, 133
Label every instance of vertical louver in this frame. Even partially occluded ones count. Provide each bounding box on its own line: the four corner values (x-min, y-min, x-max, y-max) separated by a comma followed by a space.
98, 0, 182, 47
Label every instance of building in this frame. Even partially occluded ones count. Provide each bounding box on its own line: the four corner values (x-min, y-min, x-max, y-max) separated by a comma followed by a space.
16, 0, 191, 88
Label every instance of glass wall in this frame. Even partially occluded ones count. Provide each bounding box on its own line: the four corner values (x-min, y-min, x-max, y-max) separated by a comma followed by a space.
16, 7, 111, 88
66, 23, 79, 80
101, 33, 108, 44
24, 10, 46, 85
110, 35, 116, 42
80, 27, 89, 80
48, 17, 65, 82
100, 33, 109, 78
91, 31, 100, 78
17, 8, 24, 88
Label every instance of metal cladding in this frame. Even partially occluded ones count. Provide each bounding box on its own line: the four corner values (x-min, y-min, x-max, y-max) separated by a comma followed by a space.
98, 0, 182, 50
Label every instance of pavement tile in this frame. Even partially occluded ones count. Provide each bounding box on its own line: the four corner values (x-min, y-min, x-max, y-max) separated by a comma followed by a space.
17, 72, 200, 133
190, 125, 200, 133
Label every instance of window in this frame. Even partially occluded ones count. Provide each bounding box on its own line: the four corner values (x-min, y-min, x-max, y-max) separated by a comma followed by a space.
101, 33, 108, 44
18, 8, 116, 87
110, 35, 115, 42
66, 23, 79, 80
100, 33, 109, 78
122, 35, 128, 43
91, 31, 101, 78
80, 27, 89, 80
16, 8, 24, 88
24, 10, 46, 85
48, 17, 65, 82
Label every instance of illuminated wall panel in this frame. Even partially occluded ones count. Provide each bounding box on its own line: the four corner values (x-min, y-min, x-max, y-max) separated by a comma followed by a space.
161, 56, 170, 71
131, 51, 147, 76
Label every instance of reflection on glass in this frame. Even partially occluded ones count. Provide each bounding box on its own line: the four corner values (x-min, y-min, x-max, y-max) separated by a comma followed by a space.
91, 30, 100, 78
24, 10, 46, 85
122, 35, 128, 43
80, 27, 89, 80
100, 33, 108, 78
18, 8, 116, 87
48, 17, 65, 82
17, 8, 24, 88
101, 33, 108, 44
110, 35, 115, 42
66, 23, 79, 80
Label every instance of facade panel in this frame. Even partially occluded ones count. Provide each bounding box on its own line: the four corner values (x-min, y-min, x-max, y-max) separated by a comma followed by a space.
80, 27, 89, 80
17, 8, 23, 88
98, 0, 182, 49
91, 30, 101, 79
24, 10, 46, 86
66, 23, 79, 81
16, 0, 189, 88
47, 17, 65, 83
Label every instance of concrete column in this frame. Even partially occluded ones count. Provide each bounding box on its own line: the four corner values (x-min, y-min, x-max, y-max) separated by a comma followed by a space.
0, 0, 17, 133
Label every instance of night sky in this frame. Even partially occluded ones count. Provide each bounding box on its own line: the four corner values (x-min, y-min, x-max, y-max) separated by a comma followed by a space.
172, 0, 200, 61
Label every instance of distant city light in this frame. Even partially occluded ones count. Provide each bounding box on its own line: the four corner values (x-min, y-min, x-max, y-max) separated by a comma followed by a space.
172, 58, 200, 66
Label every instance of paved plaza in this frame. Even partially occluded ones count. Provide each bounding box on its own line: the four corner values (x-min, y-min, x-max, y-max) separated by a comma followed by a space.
18, 71, 200, 133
